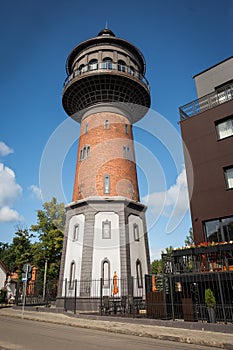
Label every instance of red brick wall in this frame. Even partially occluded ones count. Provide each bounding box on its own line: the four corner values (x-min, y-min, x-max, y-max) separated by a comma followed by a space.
72, 112, 140, 201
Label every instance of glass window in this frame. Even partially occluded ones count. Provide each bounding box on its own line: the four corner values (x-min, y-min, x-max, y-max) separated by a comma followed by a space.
104, 175, 110, 194
105, 119, 109, 129
123, 145, 132, 160
118, 60, 126, 72
224, 167, 233, 189
80, 145, 90, 160
129, 66, 134, 75
79, 64, 85, 73
125, 124, 128, 134
136, 259, 143, 288
88, 59, 98, 71
85, 124, 88, 134
73, 224, 79, 241
133, 223, 139, 241
204, 216, 233, 242
216, 117, 233, 140
102, 259, 110, 288
102, 57, 112, 70
102, 220, 111, 239
69, 261, 75, 289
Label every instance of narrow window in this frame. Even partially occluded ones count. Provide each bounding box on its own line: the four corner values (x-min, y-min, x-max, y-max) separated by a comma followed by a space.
129, 66, 134, 75
123, 145, 131, 160
87, 146, 90, 157
85, 124, 88, 134
80, 149, 83, 160
102, 220, 111, 239
133, 223, 139, 241
73, 224, 79, 241
216, 117, 233, 140
224, 167, 233, 189
105, 119, 109, 129
69, 261, 75, 289
102, 259, 110, 288
136, 259, 143, 288
104, 175, 110, 194
125, 124, 128, 134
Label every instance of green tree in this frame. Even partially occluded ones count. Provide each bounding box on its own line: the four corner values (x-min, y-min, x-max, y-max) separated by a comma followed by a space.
30, 197, 65, 282
184, 228, 194, 246
0, 227, 33, 275
151, 259, 162, 275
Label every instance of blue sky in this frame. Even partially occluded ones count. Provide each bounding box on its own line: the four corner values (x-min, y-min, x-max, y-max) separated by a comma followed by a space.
1, 0, 232, 259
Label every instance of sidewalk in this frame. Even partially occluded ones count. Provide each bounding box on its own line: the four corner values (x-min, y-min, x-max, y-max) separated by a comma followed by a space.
0, 307, 233, 349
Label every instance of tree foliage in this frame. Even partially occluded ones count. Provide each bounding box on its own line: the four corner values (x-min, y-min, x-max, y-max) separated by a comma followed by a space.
30, 197, 65, 282
0, 198, 65, 283
184, 228, 194, 246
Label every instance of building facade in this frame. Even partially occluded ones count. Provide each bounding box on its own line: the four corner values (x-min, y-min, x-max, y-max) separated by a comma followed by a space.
180, 57, 233, 244
57, 29, 151, 303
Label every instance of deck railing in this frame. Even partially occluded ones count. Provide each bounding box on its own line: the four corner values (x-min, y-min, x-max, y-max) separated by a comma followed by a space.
63, 61, 150, 90
179, 83, 233, 120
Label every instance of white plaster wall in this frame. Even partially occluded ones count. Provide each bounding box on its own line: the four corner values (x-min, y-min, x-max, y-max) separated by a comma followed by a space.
0, 265, 6, 288
63, 214, 85, 297
128, 214, 148, 296
91, 212, 121, 297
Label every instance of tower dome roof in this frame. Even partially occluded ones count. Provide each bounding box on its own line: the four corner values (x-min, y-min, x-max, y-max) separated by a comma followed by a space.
97, 28, 115, 37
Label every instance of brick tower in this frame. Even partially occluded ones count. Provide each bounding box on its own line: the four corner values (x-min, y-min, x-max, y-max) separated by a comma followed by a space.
57, 28, 151, 306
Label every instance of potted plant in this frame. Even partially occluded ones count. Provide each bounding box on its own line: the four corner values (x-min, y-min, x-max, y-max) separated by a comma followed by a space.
205, 288, 216, 323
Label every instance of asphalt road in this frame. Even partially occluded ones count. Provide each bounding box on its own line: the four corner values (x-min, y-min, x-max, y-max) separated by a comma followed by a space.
0, 316, 223, 350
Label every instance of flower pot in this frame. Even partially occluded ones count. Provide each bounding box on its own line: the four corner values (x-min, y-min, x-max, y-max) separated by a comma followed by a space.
207, 307, 216, 323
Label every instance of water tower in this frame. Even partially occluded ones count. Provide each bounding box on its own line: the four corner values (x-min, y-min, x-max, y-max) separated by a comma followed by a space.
57, 28, 151, 307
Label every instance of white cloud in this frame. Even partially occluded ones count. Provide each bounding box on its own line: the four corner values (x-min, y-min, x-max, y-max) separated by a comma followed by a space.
0, 141, 14, 157
143, 168, 189, 219
0, 206, 21, 222
28, 185, 42, 200
0, 163, 22, 222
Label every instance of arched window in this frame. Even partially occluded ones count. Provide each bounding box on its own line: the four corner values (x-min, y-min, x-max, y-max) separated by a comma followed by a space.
102, 259, 110, 288
118, 60, 126, 72
133, 223, 139, 241
88, 59, 98, 71
105, 119, 110, 129
69, 261, 75, 289
79, 64, 85, 73
102, 57, 113, 70
104, 175, 110, 194
129, 66, 134, 75
136, 259, 143, 288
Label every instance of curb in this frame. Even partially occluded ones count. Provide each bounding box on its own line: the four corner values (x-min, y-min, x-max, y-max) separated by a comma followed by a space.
1, 310, 233, 350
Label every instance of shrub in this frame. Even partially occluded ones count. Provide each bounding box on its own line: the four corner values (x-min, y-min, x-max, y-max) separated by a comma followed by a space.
205, 288, 216, 308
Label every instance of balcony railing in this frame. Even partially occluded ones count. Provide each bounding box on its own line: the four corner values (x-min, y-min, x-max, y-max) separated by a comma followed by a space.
63, 61, 150, 90
179, 83, 233, 120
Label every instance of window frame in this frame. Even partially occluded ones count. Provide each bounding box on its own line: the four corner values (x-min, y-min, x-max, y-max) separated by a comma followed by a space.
136, 259, 143, 288
102, 220, 111, 239
102, 259, 110, 288
215, 116, 233, 140
224, 166, 233, 190
133, 223, 140, 242
104, 174, 110, 194
73, 224, 79, 241
69, 261, 76, 289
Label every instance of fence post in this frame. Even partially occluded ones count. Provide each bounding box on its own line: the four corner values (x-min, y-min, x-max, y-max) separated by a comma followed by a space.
15, 282, 19, 306
64, 278, 67, 312
217, 272, 227, 324
74, 279, 77, 315
169, 273, 175, 321
100, 278, 103, 316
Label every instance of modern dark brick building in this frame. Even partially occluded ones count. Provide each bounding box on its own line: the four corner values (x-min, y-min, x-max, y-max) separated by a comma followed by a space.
179, 57, 233, 245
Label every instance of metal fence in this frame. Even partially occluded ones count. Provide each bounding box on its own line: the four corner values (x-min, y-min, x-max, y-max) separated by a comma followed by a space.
14, 272, 233, 323
145, 271, 233, 323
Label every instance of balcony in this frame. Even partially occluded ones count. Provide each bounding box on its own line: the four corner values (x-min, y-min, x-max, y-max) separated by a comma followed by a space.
179, 83, 233, 120
63, 61, 150, 91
